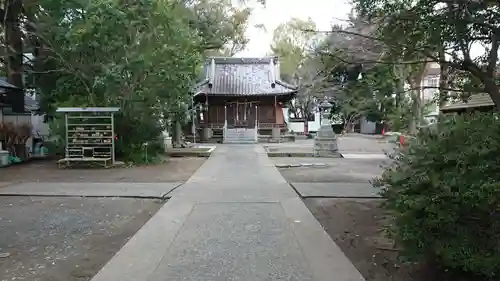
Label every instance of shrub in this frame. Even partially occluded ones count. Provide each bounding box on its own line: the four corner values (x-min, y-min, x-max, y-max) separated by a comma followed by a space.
375, 112, 500, 279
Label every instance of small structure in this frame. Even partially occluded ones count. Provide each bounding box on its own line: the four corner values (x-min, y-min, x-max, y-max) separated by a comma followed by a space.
440, 93, 495, 113
56, 107, 119, 168
0, 78, 24, 113
314, 99, 339, 157
192, 57, 298, 143
1, 80, 35, 163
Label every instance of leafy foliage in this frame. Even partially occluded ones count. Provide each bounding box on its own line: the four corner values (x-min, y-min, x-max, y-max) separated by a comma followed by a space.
375, 113, 500, 279
355, 0, 500, 107
269, 18, 323, 120
33, 0, 202, 160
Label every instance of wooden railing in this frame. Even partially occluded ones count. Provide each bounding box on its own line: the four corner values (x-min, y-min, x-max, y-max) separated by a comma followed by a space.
197, 122, 225, 129
257, 123, 286, 129
197, 122, 286, 130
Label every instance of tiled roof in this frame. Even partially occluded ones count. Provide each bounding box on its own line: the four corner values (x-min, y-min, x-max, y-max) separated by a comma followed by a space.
0, 78, 19, 89
193, 56, 298, 96
440, 93, 495, 112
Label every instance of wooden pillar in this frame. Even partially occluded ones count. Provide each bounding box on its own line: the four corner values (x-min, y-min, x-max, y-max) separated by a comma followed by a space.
274, 96, 277, 123
255, 105, 258, 128
205, 94, 209, 124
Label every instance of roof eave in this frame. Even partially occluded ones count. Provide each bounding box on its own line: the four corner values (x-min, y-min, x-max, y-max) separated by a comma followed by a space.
441, 104, 495, 112
192, 79, 209, 91
195, 92, 295, 96
275, 79, 298, 91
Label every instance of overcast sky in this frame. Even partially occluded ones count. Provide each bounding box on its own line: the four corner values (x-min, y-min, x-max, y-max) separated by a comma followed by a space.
237, 0, 352, 57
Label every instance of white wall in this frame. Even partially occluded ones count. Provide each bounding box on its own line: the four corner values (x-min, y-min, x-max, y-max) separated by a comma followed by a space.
31, 114, 50, 137
360, 117, 376, 134
283, 108, 322, 134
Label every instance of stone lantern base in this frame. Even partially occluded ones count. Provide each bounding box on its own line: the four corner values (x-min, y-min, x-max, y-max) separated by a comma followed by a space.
313, 126, 340, 157
313, 99, 340, 158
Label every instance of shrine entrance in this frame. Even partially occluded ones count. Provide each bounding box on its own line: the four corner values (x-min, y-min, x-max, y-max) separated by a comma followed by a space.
226, 101, 257, 128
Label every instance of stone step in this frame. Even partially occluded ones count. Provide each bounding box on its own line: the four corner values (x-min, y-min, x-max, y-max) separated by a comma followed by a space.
223, 140, 258, 144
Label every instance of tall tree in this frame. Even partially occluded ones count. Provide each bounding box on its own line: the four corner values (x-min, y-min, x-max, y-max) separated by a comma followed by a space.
270, 17, 317, 81
270, 17, 324, 121
355, 0, 500, 107
30, 0, 202, 159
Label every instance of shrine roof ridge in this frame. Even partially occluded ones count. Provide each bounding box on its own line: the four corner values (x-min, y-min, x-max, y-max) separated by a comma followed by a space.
204, 56, 278, 65
192, 56, 298, 98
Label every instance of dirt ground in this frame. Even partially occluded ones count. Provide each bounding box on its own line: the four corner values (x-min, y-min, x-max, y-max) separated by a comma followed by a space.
0, 196, 163, 281
304, 198, 439, 281
0, 157, 206, 184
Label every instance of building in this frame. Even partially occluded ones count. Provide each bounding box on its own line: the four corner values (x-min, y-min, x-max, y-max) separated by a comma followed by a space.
0, 79, 24, 114
440, 93, 495, 113
421, 62, 440, 103
192, 57, 298, 143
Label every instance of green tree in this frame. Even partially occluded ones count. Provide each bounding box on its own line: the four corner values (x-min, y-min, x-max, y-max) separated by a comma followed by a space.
354, 0, 500, 108
33, 0, 202, 160
270, 18, 324, 121
270, 17, 317, 81
188, 0, 253, 55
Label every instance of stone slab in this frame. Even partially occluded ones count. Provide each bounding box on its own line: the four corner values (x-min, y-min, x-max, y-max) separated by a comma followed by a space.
341, 153, 388, 159
91, 145, 366, 281
291, 182, 381, 198
0, 182, 183, 198
281, 197, 366, 281
275, 163, 329, 168
0, 181, 13, 188
148, 203, 315, 281
169, 183, 297, 203
91, 200, 195, 281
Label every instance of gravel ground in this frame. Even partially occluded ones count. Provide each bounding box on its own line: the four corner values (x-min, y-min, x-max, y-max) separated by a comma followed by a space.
0, 196, 163, 281
0, 157, 206, 184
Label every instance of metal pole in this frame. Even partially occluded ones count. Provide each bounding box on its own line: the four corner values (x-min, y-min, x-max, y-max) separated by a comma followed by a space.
192, 110, 196, 144
111, 112, 115, 164
255, 105, 258, 142
65, 113, 69, 158
192, 99, 196, 144
255, 105, 258, 128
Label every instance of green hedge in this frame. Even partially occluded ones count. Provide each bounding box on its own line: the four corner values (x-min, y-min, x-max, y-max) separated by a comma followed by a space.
375, 112, 500, 279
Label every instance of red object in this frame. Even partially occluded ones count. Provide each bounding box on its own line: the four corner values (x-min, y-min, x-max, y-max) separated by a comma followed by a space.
382, 128, 385, 135
399, 135, 405, 146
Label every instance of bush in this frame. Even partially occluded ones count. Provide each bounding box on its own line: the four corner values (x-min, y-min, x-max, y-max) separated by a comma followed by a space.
375, 112, 500, 279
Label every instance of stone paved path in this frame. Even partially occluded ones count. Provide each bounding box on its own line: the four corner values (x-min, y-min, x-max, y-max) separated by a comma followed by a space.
91, 145, 365, 281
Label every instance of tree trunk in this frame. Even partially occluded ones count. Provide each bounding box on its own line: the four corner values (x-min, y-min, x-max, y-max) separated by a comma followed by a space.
484, 79, 500, 110
393, 65, 405, 110
409, 89, 420, 134
173, 119, 182, 147
4, 0, 24, 112
407, 63, 429, 134
438, 47, 449, 109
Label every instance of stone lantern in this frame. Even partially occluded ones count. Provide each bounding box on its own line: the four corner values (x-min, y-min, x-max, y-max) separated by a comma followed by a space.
313, 99, 339, 157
